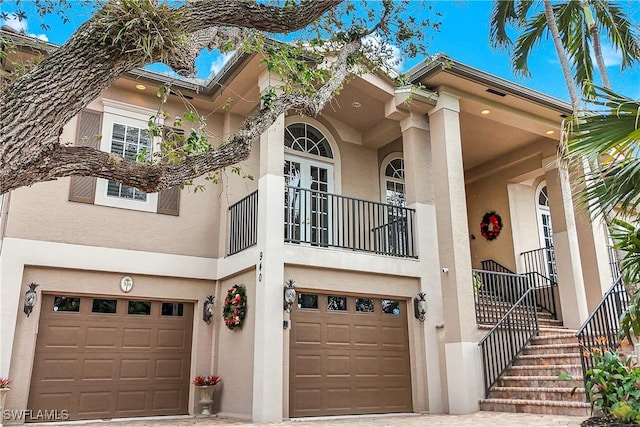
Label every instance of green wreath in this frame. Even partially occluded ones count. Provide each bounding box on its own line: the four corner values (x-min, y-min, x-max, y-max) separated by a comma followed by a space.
223, 284, 247, 330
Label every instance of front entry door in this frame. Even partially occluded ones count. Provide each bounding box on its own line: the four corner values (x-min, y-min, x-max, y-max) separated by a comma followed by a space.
284, 156, 333, 245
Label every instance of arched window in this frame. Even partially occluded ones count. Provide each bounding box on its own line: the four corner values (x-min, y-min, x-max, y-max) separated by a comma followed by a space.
536, 183, 553, 249
285, 123, 333, 159
284, 122, 335, 245
381, 156, 406, 207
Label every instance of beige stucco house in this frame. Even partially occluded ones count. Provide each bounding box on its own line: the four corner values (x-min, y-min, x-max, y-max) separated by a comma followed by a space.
0, 30, 615, 423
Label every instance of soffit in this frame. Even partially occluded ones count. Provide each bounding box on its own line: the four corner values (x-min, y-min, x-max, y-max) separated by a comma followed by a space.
417, 70, 566, 171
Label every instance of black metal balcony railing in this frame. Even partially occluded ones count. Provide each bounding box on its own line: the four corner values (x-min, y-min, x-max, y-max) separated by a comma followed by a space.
473, 269, 530, 325
479, 286, 539, 396
227, 190, 258, 256
520, 246, 558, 319
284, 186, 417, 258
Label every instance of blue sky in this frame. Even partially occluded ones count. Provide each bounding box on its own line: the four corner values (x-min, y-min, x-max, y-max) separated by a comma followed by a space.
2, 0, 639, 101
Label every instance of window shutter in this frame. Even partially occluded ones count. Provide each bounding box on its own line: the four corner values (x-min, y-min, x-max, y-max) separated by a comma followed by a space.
69, 110, 102, 203
157, 126, 182, 216
157, 186, 181, 216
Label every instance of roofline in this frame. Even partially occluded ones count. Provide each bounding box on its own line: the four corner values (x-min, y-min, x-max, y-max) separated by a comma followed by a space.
408, 54, 573, 115
0, 28, 252, 98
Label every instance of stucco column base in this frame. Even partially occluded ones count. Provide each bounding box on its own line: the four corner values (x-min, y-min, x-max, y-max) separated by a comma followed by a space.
553, 230, 589, 329
444, 342, 483, 414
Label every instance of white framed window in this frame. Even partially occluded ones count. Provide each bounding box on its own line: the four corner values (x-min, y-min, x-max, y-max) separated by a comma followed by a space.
284, 122, 336, 245
536, 182, 553, 249
94, 99, 160, 212
380, 153, 406, 207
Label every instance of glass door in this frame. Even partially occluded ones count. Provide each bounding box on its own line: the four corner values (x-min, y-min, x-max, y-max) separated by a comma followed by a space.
284, 156, 333, 245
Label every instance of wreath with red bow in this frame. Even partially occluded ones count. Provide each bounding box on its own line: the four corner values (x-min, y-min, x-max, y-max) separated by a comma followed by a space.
223, 284, 247, 330
480, 211, 503, 241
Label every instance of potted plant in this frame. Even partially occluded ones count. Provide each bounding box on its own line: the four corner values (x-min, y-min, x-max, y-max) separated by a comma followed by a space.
0, 378, 11, 427
193, 375, 221, 416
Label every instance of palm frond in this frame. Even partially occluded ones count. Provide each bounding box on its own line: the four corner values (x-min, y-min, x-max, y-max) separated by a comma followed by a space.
566, 85, 640, 218
593, 0, 640, 70
512, 11, 548, 77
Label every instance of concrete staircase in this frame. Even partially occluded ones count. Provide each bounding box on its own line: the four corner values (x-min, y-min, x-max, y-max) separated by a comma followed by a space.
477, 304, 591, 416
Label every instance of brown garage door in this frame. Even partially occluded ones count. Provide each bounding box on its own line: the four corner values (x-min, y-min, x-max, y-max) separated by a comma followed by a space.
289, 293, 412, 417
28, 295, 193, 422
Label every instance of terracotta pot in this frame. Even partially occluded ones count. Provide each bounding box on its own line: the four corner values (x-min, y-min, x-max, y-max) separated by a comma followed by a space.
197, 385, 214, 416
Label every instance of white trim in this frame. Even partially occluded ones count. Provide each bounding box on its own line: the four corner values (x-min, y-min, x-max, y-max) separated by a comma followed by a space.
535, 181, 553, 249
284, 116, 342, 194
95, 105, 160, 212
380, 152, 405, 204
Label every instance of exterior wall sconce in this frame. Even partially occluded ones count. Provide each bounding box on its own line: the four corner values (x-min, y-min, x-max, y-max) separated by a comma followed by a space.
24, 283, 39, 317
203, 295, 215, 324
283, 280, 296, 313
414, 292, 427, 322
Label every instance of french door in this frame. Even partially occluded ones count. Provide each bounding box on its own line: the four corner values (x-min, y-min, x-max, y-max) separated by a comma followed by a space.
284, 156, 333, 245
537, 185, 557, 283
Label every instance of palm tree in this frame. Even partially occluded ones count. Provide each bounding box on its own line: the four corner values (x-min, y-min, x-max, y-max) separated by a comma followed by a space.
490, 0, 640, 104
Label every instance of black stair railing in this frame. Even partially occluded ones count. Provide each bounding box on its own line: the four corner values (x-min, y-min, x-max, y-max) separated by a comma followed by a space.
521, 246, 559, 319
480, 259, 515, 274
608, 245, 622, 281
473, 269, 530, 325
479, 285, 539, 396
576, 277, 629, 388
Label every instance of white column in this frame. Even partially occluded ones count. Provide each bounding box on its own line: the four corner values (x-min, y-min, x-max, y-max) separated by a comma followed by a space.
543, 156, 589, 328
428, 91, 483, 414
252, 72, 286, 422
400, 114, 444, 413
573, 161, 613, 309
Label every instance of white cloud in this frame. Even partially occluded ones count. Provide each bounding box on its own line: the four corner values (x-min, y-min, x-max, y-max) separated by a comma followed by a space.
31, 33, 48, 42
1, 14, 48, 41
209, 51, 235, 76
594, 44, 622, 67
363, 35, 403, 71
2, 14, 28, 32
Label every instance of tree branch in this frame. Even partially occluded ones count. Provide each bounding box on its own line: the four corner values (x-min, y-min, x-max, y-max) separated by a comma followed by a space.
18, 38, 361, 193
0, 0, 344, 193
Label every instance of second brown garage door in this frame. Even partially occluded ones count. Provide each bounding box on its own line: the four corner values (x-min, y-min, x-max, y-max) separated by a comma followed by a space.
289, 292, 412, 417
28, 295, 193, 422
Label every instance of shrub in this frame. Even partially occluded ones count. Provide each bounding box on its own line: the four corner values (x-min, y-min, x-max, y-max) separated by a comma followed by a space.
585, 350, 640, 423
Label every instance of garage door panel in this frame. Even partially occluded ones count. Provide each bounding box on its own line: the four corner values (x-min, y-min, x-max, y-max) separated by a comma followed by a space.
354, 355, 379, 377
152, 389, 183, 411
122, 328, 153, 348
77, 391, 112, 414
38, 359, 77, 381
29, 295, 193, 422
85, 327, 119, 348
118, 359, 149, 380
354, 386, 380, 409
81, 359, 115, 380
325, 323, 350, 345
290, 293, 412, 417
292, 388, 322, 411
326, 387, 351, 410
292, 354, 322, 378
325, 355, 350, 376
154, 358, 186, 380
353, 325, 377, 346
41, 325, 82, 348
294, 322, 322, 345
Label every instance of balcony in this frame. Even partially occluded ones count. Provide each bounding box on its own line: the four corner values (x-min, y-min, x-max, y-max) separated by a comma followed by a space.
227, 187, 418, 258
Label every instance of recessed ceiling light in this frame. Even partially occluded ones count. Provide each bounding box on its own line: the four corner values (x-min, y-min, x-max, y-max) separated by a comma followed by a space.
480, 109, 490, 115
135, 84, 146, 90
352, 101, 361, 108
546, 130, 555, 135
